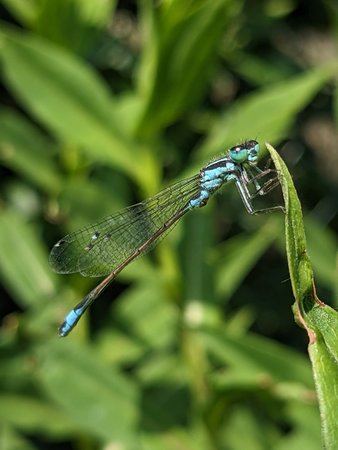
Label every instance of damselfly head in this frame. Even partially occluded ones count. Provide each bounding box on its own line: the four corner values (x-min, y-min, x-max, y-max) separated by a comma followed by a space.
229, 140, 260, 165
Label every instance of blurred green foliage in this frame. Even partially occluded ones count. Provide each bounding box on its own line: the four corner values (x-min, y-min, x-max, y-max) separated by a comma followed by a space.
0, 1, 337, 449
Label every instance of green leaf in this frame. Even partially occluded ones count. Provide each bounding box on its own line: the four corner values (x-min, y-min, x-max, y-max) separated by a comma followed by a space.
115, 276, 178, 349
275, 403, 322, 450
0, 28, 154, 188
198, 66, 336, 160
0, 210, 56, 307
304, 216, 338, 289
0, 108, 62, 193
1, 0, 116, 50
214, 219, 282, 301
0, 424, 36, 450
141, 427, 212, 450
220, 406, 279, 450
197, 328, 314, 385
36, 339, 139, 445
136, 0, 241, 137
0, 0, 38, 26
0, 394, 77, 436
31, 0, 116, 54
266, 143, 338, 449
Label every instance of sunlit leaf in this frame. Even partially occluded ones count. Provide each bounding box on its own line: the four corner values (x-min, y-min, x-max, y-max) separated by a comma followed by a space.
198, 67, 336, 160
0, 108, 62, 193
37, 339, 139, 444
0, 28, 154, 188
267, 143, 338, 449
0, 210, 56, 307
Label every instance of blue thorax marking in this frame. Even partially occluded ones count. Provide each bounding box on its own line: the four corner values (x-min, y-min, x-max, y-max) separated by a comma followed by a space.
188, 157, 239, 209
203, 158, 236, 182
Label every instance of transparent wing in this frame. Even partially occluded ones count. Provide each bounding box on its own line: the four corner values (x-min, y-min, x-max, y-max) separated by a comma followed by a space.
49, 174, 201, 277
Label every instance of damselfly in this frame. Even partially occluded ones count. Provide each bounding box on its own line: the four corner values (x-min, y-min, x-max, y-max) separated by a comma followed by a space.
50, 140, 283, 336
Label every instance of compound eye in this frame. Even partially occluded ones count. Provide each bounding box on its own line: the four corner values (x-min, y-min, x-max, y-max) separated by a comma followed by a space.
247, 140, 260, 162
246, 139, 259, 149
231, 145, 242, 153
229, 144, 248, 163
